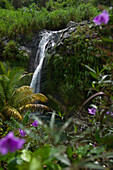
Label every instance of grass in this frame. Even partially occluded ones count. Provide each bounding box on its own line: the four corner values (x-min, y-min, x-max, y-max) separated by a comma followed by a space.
0, 3, 99, 40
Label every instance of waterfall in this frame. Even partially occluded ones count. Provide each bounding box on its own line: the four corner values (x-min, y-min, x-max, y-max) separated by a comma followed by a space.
30, 31, 52, 93
30, 25, 78, 93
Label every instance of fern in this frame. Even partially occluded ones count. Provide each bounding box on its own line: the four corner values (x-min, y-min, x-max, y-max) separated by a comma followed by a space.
1, 106, 22, 121
0, 62, 49, 121
10, 86, 48, 107
18, 104, 50, 114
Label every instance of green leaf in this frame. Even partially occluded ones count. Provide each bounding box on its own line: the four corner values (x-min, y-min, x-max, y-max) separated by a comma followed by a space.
89, 146, 105, 155
76, 145, 90, 157
102, 37, 113, 43
76, 152, 113, 168
7, 158, 18, 170
10, 116, 19, 128
74, 125, 77, 132
103, 80, 112, 83
55, 154, 71, 166
111, 95, 113, 101
22, 111, 31, 126
29, 157, 42, 170
59, 117, 72, 135
94, 130, 102, 144
50, 111, 56, 130
21, 149, 32, 162
66, 146, 73, 160
89, 71, 97, 79
57, 111, 62, 118
83, 163, 105, 170
98, 75, 109, 84
83, 64, 96, 74
34, 145, 50, 161
103, 134, 113, 145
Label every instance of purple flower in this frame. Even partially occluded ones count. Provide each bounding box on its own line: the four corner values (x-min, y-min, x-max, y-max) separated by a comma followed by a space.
111, 112, 113, 116
0, 131, 25, 155
88, 108, 96, 115
106, 111, 109, 115
93, 10, 109, 25
19, 129, 26, 137
32, 120, 38, 127
106, 111, 113, 116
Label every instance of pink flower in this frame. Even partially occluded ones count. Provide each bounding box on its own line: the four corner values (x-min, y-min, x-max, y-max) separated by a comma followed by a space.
93, 10, 109, 25
88, 108, 96, 115
32, 120, 38, 127
0, 132, 25, 155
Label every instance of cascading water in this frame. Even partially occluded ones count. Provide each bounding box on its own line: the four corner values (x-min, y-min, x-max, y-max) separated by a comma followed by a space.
30, 25, 78, 93
30, 31, 52, 93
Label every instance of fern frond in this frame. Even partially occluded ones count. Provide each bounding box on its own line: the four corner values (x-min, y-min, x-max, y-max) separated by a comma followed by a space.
0, 75, 10, 104
18, 104, 50, 114
11, 86, 32, 95
35, 93, 48, 103
12, 86, 48, 102
0, 83, 5, 106
1, 106, 22, 121
9, 86, 33, 106
16, 93, 48, 108
0, 61, 10, 75
10, 86, 48, 107
8, 67, 25, 88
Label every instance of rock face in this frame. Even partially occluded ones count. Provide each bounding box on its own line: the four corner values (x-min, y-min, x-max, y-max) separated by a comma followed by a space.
19, 33, 40, 73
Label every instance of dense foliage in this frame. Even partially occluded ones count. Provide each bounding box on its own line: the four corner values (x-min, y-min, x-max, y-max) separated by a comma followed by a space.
46, 24, 105, 112
0, 3, 98, 40
0, 0, 113, 169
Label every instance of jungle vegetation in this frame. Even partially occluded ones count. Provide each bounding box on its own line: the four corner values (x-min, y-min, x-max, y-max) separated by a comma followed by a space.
0, 0, 113, 169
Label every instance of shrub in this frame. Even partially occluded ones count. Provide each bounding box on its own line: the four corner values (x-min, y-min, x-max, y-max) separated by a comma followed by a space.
2, 40, 30, 68
0, 0, 13, 9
